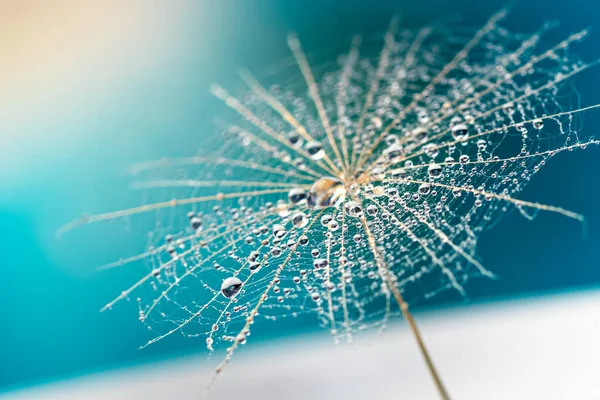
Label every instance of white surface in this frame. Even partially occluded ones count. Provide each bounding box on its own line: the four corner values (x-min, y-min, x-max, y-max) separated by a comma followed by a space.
6, 291, 600, 400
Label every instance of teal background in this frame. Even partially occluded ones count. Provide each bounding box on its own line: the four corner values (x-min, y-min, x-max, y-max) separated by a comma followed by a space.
1, 0, 599, 393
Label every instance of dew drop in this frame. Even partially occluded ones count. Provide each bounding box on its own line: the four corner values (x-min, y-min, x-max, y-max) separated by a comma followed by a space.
423, 143, 439, 159
328, 220, 340, 231
502, 102, 515, 115
288, 131, 303, 148
371, 167, 385, 180
288, 188, 307, 205
321, 214, 333, 226
313, 258, 328, 269
366, 204, 378, 216
273, 224, 287, 238
249, 262, 262, 273
221, 277, 243, 299
390, 168, 407, 180
451, 124, 469, 141
292, 212, 308, 228
384, 145, 404, 164
412, 127, 428, 142
427, 163, 443, 178
384, 133, 399, 146
308, 177, 346, 209
418, 183, 431, 195
344, 201, 363, 218
306, 141, 325, 160
189, 216, 202, 231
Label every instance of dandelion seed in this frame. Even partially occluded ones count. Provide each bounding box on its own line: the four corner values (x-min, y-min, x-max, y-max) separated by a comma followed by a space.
60, 7, 600, 399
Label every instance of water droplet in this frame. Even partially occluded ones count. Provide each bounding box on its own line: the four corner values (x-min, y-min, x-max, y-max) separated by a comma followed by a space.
288, 188, 307, 205
313, 258, 328, 269
371, 167, 385, 180
418, 183, 431, 195
423, 143, 439, 158
344, 201, 363, 218
189, 217, 202, 231
412, 127, 428, 142
390, 168, 407, 180
306, 141, 325, 160
249, 262, 262, 273
502, 102, 515, 115
292, 212, 308, 228
288, 131, 303, 148
273, 224, 287, 238
384, 134, 399, 146
308, 177, 346, 208
366, 204, 378, 216
451, 124, 469, 141
221, 277, 243, 299
532, 118, 544, 129
384, 145, 404, 164
477, 139, 487, 151
328, 220, 340, 231
321, 214, 333, 226
427, 163, 442, 178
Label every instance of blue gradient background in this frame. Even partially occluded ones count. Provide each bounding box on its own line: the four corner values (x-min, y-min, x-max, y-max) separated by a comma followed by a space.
1, 0, 599, 393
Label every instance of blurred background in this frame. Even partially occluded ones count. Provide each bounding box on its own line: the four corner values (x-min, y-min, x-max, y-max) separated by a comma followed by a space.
1, 0, 599, 397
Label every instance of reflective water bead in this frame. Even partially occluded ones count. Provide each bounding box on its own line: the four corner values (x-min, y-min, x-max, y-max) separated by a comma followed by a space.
308, 177, 346, 208
502, 102, 515, 115
190, 216, 202, 231
288, 188, 307, 205
423, 143, 439, 159
384, 133, 399, 146
451, 123, 469, 141
221, 277, 243, 299
328, 220, 340, 231
292, 212, 308, 228
249, 262, 262, 273
287, 131, 303, 148
384, 145, 404, 164
371, 167, 385, 180
305, 141, 325, 160
321, 214, 333, 227
390, 167, 407, 180
418, 183, 431, 195
366, 204, 378, 216
273, 224, 287, 238
427, 163, 443, 178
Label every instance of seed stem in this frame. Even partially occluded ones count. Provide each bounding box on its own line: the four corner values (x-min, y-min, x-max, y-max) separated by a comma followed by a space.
391, 287, 451, 400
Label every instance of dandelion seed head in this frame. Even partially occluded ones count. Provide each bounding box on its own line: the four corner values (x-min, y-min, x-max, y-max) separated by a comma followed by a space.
61, 8, 600, 393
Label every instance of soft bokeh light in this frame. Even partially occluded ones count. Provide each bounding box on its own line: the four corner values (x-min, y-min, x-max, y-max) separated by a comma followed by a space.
0, 1, 191, 179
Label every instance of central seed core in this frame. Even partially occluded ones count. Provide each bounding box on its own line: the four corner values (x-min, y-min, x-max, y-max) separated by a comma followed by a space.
307, 177, 346, 209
